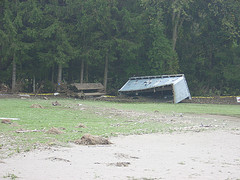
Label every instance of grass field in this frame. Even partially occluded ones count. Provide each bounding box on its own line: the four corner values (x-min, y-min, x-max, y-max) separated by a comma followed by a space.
0, 98, 239, 157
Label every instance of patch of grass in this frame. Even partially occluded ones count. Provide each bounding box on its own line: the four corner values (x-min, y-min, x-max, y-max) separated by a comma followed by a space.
0, 98, 239, 157
83, 100, 240, 116
3, 173, 18, 179
178, 161, 186, 165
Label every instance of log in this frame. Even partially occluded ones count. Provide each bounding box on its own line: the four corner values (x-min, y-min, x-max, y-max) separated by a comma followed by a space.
15, 129, 44, 133
0, 118, 20, 120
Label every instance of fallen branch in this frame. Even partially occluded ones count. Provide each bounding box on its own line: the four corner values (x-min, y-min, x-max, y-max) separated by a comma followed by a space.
0, 118, 20, 120
15, 129, 45, 133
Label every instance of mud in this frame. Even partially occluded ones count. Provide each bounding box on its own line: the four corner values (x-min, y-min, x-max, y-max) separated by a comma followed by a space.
74, 134, 112, 145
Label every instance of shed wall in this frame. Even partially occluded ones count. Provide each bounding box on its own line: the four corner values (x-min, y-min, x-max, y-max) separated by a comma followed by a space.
173, 77, 191, 103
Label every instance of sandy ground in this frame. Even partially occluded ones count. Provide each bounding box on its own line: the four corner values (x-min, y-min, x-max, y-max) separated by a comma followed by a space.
0, 99, 240, 179
0, 130, 240, 180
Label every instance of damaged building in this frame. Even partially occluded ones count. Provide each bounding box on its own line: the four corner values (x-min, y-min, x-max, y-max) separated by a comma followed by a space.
118, 74, 191, 103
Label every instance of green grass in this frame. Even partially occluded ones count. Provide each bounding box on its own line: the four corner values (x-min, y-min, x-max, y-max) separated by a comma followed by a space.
0, 98, 239, 157
3, 173, 18, 179
82, 100, 240, 116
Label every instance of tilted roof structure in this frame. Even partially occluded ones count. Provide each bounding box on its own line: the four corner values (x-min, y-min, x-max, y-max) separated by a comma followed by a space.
119, 74, 191, 103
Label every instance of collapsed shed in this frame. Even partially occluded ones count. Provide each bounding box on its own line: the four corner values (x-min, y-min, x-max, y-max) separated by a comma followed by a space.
118, 74, 191, 103
70, 83, 105, 97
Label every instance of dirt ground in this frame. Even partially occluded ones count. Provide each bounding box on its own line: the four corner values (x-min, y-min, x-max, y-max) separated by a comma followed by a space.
0, 113, 240, 179
0, 130, 239, 180
0, 95, 240, 179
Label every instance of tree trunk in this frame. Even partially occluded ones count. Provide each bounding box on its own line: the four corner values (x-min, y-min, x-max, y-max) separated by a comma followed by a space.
12, 58, 16, 92
85, 62, 88, 82
51, 65, 54, 84
103, 53, 108, 92
172, 10, 181, 51
80, 59, 84, 84
57, 64, 62, 91
33, 75, 36, 93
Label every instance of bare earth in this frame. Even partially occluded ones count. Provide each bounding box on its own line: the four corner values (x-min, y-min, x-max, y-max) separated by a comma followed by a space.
0, 103, 240, 179
0, 131, 240, 179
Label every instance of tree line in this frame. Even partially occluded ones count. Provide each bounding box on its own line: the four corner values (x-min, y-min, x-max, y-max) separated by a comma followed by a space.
0, 0, 239, 96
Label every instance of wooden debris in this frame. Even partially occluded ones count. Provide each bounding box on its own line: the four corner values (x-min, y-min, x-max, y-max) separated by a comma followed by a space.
107, 162, 130, 167
75, 123, 87, 128
46, 127, 63, 134
52, 101, 61, 106
74, 134, 112, 145
31, 104, 44, 109
1, 119, 12, 124
19, 94, 30, 98
0, 118, 20, 120
45, 157, 70, 162
15, 129, 45, 133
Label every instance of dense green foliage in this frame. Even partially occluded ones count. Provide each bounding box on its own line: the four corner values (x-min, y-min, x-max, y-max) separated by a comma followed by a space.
0, 0, 239, 95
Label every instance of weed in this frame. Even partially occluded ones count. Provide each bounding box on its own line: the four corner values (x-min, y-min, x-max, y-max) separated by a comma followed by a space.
3, 173, 18, 179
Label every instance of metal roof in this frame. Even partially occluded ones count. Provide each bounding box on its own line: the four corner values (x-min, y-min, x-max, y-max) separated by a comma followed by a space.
119, 74, 191, 103
119, 74, 184, 92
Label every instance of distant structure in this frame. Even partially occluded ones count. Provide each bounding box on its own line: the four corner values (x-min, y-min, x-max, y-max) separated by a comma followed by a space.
70, 83, 105, 97
119, 74, 191, 103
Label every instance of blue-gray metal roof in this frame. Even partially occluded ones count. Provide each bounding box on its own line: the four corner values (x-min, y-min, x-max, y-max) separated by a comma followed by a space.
119, 74, 184, 92
119, 74, 191, 103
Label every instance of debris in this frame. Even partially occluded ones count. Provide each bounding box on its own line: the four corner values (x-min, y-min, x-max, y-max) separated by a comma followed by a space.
200, 123, 212, 128
31, 104, 44, 109
1, 119, 12, 124
154, 110, 159, 113
0, 118, 20, 120
75, 123, 87, 128
15, 129, 45, 133
0, 160, 5, 164
10, 123, 20, 127
74, 134, 112, 145
45, 157, 70, 162
19, 94, 30, 98
46, 127, 63, 134
43, 97, 48, 100
0, 83, 9, 92
54, 92, 60, 96
107, 162, 130, 167
52, 101, 61, 106
114, 153, 139, 159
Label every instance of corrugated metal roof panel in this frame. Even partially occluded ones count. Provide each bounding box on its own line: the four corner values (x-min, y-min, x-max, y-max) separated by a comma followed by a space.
119, 74, 191, 103
119, 74, 183, 92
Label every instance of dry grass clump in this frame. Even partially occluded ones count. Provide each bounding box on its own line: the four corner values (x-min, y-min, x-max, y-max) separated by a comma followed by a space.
1, 119, 12, 124
46, 127, 63, 134
75, 123, 87, 128
31, 104, 44, 109
74, 134, 112, 145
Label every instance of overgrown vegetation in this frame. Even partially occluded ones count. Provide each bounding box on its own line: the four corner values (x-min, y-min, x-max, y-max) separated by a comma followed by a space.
0, 0, 239, 96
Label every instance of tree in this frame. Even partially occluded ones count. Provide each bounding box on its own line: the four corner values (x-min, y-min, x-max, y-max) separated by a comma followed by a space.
177, 0, 240, 95
0, 0, 25, 92
142, 0, 179, 74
